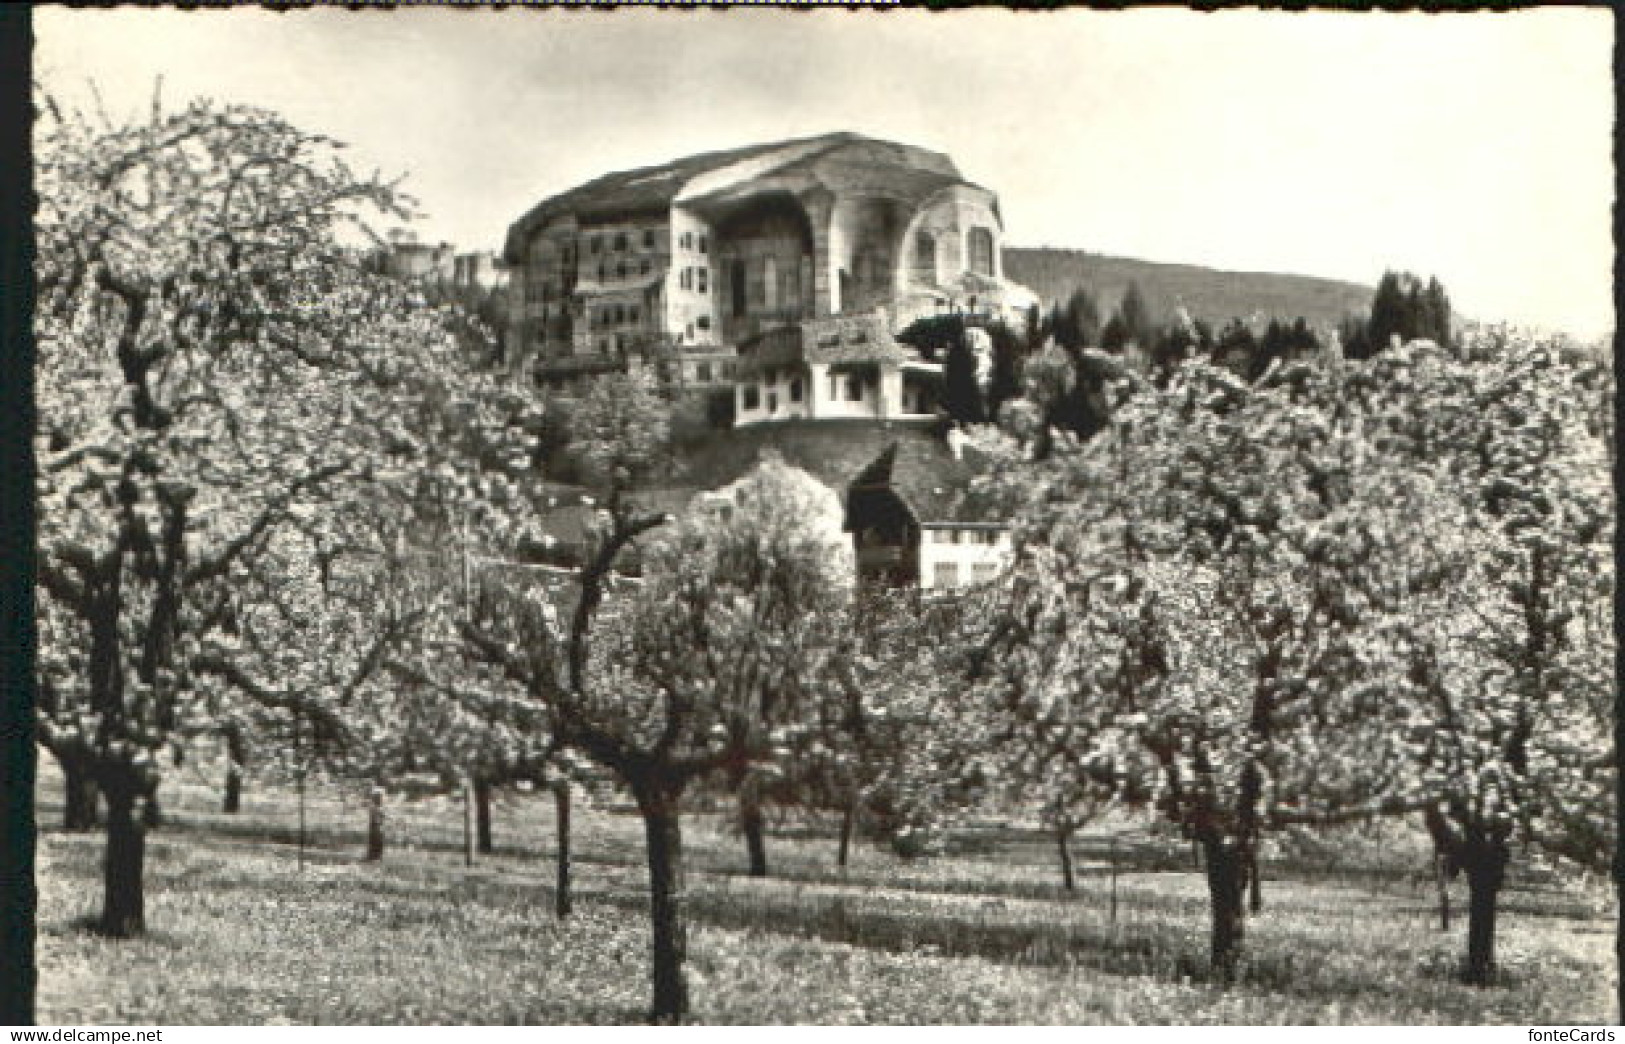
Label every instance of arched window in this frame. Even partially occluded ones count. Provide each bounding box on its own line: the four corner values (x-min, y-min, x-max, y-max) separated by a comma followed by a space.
968, 227, 995, 276
915, 231, 935, 277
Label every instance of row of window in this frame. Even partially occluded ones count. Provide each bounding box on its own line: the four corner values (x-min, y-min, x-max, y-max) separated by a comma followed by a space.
693, 361, 738, 383
588, 229, 658, 254
678, 267, 710, 294
596, 304, 642, 327
741, 377, 804, 412
745, 368, 870, 404
677, 231, 709, 254
932, 561, 1000, 587
909, 227, 997, 278
927, 528, 1002, 546
592, 257, 653, 283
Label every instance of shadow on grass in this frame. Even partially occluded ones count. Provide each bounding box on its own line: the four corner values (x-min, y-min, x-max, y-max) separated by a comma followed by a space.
46, 794, 1594, 1017
64, 913, 185, 951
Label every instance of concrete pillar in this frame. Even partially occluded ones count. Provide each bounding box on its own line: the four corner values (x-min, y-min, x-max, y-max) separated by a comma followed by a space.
800, 190, 836, 317
879, 365, 903, 421
807, 361, 829, 420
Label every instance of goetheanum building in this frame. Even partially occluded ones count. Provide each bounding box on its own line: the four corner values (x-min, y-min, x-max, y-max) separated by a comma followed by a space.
501, 132, 1037, 404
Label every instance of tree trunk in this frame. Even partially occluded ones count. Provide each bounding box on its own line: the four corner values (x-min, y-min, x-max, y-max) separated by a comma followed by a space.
1463, 844, 1506, 986
99, 788, 146, 937
553, 781, 572, 919
1436, 850, 1452, 932
474, 778, 494, 855
637, 784, 689, 1023
140, 785, 161, 829
836, 795, 857, 869
365, 786, 385, 861
1203, 835, 1247, 983
62, 759, 99, 831
1056, 822, 1076, 892
223, 764, 241, 815
222, 725, 243, 814
1109, 834, 1119, 924
740, 782, 768, 878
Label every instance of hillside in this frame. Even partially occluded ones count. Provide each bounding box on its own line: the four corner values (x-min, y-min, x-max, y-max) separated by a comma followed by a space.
1003, 247, 1373, 331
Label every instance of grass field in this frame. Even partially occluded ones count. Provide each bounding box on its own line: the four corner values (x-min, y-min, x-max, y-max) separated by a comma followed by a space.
33, 766, 1614, 1025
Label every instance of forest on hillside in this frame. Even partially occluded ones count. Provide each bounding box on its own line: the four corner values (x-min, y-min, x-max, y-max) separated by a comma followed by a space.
1003, 247, 1374, 331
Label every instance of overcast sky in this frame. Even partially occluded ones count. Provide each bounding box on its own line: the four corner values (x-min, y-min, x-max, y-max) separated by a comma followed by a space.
36, 6, 1614, 337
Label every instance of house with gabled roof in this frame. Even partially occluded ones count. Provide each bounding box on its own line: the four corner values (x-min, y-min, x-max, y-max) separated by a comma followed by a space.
843, 438, 1011, 592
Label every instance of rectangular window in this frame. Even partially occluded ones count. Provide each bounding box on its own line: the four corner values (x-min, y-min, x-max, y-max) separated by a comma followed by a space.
767, 391, 778, 413
697, 268, 708, 294
933, 562, 960, 588
743, 384, 760, 410
629, 305, 640, 324
789, 378, 803, 403
847, 374, 863, 400
640, 259, 651, 275
698, 235, 708, 254
590, 235, 602, 254
697, 315, 711, 331
643, 229, 655, 249
613, 233, 627, 251
973, 562, 997, 584
829, 373, 840, 401
969, 227, 995, 277
730, 260, 748, 318
681, 232, 692, 250
697, 363, 712, 383
680, 268, 691, 291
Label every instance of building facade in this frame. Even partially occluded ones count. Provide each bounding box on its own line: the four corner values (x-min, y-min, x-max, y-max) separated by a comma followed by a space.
502, 133, 1037, 397
376, 232, 509, 292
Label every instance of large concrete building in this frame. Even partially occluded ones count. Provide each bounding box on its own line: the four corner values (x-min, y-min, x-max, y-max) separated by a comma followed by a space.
501, 132, 1037, 404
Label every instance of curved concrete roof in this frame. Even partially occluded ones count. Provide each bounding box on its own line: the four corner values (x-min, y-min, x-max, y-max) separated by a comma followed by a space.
503, 132, 974, 262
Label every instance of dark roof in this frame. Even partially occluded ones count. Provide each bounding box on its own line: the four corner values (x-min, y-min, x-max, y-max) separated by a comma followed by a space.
846, 435, 1005, 526
665, 417, 936, 495
734, 317, 913, 378
803, 313, 910, 366
504, 132, 968, 262
735, 327, 806, 376
504, 133, 858, 261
